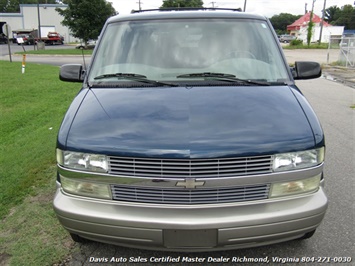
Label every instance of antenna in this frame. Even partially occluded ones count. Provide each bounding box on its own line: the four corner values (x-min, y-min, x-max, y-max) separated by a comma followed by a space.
81, 48, 87, 71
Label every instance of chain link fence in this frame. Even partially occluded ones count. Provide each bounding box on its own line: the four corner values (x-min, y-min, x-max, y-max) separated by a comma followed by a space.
328, 36, 355, 68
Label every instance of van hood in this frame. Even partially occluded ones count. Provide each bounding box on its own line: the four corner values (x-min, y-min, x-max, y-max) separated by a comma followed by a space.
64, 86, 316, 158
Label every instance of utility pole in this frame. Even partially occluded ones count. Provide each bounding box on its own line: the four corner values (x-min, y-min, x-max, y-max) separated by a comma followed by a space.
243, 0, 247, 11
37, 1, 41, 41
137, 0, 142, 10
305, 3, 308, 13
36, 0, 45, 50
307, 0, 316, 46
310, 0, 316, 22
311, 0, 316, 14
210, 2, 217, 8
319, 0, 327, 44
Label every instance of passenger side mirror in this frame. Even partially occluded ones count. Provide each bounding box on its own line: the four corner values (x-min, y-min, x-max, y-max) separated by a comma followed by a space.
292, 61, 322, 80
59, 64, 85, 82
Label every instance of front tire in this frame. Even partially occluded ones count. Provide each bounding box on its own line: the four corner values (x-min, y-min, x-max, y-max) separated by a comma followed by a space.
70, 233, 88, 243
299, 229, 316, 240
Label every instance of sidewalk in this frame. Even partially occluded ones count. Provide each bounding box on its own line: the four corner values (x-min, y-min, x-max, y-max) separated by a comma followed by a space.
322, 66, 355, 89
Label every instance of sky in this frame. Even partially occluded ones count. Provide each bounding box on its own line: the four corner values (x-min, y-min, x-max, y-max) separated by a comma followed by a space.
111, 0, 354, 18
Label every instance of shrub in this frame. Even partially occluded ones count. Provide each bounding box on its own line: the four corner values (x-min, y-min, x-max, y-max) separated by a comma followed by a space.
290, 39, 303, 46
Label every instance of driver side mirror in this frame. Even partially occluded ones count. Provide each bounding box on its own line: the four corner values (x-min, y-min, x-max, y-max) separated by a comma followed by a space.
291, 61, 322, 80
59, 64, 85, 83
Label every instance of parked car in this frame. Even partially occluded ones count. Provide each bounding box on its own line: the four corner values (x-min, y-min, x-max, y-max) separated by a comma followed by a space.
55, 8, 327, 251
0, 33, 8, 44
75, 39, 97, 49
279, 34, 297, 43
16, 34, 35, 45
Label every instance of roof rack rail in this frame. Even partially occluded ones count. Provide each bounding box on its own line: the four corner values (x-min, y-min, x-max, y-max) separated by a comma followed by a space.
131, 7, 242, 14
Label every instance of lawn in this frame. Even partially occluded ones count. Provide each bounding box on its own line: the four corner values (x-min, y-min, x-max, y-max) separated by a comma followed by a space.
282, 42, 339, 50
15, 47, 93, 55
0, 61, 80, 265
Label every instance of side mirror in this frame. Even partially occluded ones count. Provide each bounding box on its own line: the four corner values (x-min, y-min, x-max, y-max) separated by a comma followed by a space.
59, 64, 85, 82
292, 61, 322, 80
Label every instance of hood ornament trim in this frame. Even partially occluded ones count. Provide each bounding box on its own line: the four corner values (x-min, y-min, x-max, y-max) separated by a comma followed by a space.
176, 178, 205, 189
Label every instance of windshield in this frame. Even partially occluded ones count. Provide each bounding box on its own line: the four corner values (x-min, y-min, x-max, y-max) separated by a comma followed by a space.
88, 18, 289, 85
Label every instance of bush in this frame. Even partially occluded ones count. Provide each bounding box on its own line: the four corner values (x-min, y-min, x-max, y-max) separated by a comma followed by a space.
290, 39, 303, 46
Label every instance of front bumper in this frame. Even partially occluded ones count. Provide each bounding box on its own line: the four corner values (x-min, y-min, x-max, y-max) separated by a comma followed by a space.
53, 183, 327, 251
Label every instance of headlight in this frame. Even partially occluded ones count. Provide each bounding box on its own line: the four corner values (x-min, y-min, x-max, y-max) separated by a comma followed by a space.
56, 149, 108, 173
270, 174, 321, 198
60, 176, 111, 199
273, 147, 324, 172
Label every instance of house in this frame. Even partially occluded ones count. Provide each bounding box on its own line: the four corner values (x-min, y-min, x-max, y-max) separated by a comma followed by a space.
287, 11, 344, 43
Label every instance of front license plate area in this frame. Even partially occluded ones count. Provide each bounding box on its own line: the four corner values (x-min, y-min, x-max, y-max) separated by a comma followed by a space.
164, 229, 217, 248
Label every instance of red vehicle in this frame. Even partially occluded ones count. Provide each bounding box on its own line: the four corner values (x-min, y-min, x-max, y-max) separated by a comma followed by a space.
35, 32, 64, 45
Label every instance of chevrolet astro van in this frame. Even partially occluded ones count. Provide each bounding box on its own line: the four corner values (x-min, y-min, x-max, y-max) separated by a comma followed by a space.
54, 8, 328, 251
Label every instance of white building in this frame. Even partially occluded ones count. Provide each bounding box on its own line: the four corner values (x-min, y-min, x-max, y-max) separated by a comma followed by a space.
287, 12, 344, 43
0, 4, 79, 43
297, 25, 344, 43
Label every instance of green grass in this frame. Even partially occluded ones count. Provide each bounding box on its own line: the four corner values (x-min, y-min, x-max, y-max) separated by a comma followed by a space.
283, 42, 337, 49
15, 48, 93, 55
329, 60, 350, 67
0, 61, 80, 265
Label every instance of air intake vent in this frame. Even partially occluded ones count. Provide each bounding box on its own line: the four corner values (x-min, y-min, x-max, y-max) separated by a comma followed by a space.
109, 156, 273, 178
111, 184, 270, 204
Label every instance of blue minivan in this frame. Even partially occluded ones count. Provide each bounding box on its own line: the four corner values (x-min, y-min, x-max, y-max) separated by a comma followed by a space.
54, 8, 327, 251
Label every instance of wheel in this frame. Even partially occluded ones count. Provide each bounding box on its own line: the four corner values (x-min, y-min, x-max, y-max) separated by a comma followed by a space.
299, 229, 316, 240
70, 233, 88, 243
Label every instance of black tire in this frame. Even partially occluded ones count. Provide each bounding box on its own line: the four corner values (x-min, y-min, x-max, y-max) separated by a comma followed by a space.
70, 233, 88, 243
299, 229, 316, 240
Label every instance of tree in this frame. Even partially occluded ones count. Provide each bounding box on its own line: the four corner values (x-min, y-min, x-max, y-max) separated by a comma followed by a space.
324, 5, 341, 24
269, 13, 302, 35
332, 5, 355, 30
160, 0, 204, 9
56, 0, 116, 46
307, 12, 315, 47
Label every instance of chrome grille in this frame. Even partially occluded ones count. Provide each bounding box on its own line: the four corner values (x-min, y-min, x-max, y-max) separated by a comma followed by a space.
111, 184, 270, 204
108, 156, 273, 178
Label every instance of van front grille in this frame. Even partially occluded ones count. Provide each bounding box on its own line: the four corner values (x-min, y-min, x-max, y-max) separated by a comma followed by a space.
111, 184, 270, 204
108, 155, 273, 178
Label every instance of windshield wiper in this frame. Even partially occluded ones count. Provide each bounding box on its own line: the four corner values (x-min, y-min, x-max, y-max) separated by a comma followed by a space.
177, 72, 237, 79
94, 73, 147, 79
93, 73, 178, 87
176, 72, 272, 86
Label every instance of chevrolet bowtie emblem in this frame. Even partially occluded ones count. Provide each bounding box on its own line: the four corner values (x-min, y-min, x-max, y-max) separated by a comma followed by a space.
176, 178, 205, 189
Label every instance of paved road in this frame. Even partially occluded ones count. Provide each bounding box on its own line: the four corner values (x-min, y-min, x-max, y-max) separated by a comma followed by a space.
283, 49, 340, 65
0, 43, 89, 66
0, 42, 74, 55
